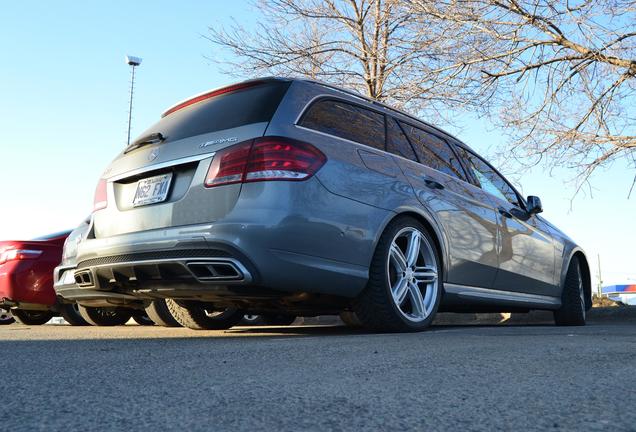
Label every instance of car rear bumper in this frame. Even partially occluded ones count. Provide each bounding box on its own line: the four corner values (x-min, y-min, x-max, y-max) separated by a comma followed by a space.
59, 234, 369, 303
60, 178, 391, 304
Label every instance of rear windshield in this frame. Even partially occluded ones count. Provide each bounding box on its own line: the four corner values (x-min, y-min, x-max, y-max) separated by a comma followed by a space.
32, 230, 72, 241
136, 81, 291, 143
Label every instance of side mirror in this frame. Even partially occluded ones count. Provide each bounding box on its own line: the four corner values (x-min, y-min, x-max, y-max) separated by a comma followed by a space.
526, 195, 543, 215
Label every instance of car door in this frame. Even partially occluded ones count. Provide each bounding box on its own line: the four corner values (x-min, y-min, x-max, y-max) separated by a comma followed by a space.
454, 147, 557, 296
389, 118, 500, 289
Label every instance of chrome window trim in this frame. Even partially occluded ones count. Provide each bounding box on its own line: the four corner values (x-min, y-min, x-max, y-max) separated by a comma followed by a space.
294, 95, 387, 135
300, 79, 466, 146
295, 95, 465, 174
459, 147, 528, 210
294, 124, 383, 151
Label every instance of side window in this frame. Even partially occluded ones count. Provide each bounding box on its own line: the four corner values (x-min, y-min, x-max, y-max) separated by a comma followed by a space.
387, 117, 417, 161
457, 147, 520, 206
399, 122, 466, 180
299, 99, 385, 151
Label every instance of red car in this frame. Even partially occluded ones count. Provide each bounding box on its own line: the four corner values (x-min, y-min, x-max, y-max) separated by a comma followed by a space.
0, 231, 86, 325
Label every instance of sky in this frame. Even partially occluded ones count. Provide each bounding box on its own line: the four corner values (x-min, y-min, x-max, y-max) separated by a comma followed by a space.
0, 1, 633, 288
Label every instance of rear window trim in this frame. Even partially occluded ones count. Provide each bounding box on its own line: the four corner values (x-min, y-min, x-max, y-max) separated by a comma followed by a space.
296, 96, 388, 152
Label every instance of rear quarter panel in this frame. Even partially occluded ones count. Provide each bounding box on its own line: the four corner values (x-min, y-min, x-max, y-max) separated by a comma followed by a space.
541, 217, 589, 301
265, 82, 451, 274
266, 82, 416, 211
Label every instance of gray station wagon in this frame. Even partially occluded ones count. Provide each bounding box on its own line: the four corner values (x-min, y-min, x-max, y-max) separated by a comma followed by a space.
55, 78, 591, 332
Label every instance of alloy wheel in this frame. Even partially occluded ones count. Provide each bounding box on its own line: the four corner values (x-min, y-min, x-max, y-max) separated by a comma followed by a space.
387, 227, 439, 323
0, 310, 14, 323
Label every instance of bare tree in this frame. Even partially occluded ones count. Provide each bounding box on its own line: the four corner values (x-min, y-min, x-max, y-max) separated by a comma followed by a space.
208, 0, 636, 192
206, 0, 475, 119
412, 0, 636, 192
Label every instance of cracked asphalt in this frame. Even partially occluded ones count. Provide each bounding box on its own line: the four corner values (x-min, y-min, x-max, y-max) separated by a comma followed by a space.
1, 321, 634, 431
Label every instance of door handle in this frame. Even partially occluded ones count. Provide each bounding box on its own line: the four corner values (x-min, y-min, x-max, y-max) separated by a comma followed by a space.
423, 177, 444, 190
498, 206, 512, 218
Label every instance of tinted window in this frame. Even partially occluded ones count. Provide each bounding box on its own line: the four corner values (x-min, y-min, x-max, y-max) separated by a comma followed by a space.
136, 81, 291, 144
32, 230, 72, 241
399, 122, 466, 180
387, 118, 417, 161
456, 147, 520, 205
300, 99, 385, 150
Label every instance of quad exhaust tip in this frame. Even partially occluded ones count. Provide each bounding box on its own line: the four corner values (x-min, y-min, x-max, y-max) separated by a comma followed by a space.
72, 259, 248, 288
186, 261, 243, 281
74, 270, 94, 287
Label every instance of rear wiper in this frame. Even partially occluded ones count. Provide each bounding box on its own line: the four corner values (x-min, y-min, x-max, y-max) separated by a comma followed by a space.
124, 132, 165, 153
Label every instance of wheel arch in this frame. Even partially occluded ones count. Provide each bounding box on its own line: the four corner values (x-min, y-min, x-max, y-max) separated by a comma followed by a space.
561, 248, 592, 310
373, 207, 449, 281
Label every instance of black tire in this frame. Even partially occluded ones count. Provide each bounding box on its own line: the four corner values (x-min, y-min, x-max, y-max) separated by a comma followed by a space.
260, 314, 297, 326
339, 311, 363, 327
132, 311, 155, 326
11, 309, 54, 326
554, 258, 586, 326
353, 217, 442, 332
144, 300, 182, 327
77, 305, 133, 326
59, 303, 89, 326
165, 299, 243, 330
0, 309, 15, 325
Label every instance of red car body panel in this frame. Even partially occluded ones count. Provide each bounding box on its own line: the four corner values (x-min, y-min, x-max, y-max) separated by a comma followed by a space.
0, 233, 69, 307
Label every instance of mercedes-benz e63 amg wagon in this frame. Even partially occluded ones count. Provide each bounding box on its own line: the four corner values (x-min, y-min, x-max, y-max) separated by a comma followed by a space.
56, 78, 591, 332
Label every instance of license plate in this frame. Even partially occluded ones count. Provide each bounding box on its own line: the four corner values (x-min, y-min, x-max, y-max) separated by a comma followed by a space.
133, 173, 173, 207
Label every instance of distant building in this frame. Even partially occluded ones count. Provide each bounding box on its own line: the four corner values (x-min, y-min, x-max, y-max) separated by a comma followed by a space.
602, 284, 636, 305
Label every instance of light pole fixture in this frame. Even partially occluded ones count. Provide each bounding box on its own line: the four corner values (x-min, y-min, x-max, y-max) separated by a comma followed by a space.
125, 55, 142, 146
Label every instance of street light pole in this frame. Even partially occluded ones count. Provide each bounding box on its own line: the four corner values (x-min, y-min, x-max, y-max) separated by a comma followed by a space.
125, 55, 142, 146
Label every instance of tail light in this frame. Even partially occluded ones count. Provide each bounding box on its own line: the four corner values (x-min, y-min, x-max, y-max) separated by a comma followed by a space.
0, 249, 42, 265
93, 179, 108, 212
205, 137, 326, 188
205, 142, 253, 187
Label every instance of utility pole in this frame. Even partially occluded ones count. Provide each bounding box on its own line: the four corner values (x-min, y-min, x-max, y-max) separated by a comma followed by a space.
597, 253, 603, 297
125, 55, 142, 146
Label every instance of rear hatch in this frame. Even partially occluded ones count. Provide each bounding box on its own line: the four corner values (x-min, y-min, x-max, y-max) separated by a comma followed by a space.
93, 79, 291, 238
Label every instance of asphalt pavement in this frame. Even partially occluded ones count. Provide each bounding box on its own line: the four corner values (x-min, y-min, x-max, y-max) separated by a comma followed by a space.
1, 321, 635, 431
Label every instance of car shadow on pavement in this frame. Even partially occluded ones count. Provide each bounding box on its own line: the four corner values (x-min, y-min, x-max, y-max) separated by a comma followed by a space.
0, 319, 624, 349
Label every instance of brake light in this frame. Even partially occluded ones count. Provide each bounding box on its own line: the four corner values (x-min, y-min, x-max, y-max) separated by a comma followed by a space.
162, 81, 264, 118
0, 249, 42, 265
245, 138, 327, 181
93, 179, 108, 212
205, 142, 252, 187
204, 137, 326, 188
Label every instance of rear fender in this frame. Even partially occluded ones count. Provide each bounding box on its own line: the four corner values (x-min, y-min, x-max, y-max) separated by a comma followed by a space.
372, 205, 450, 283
